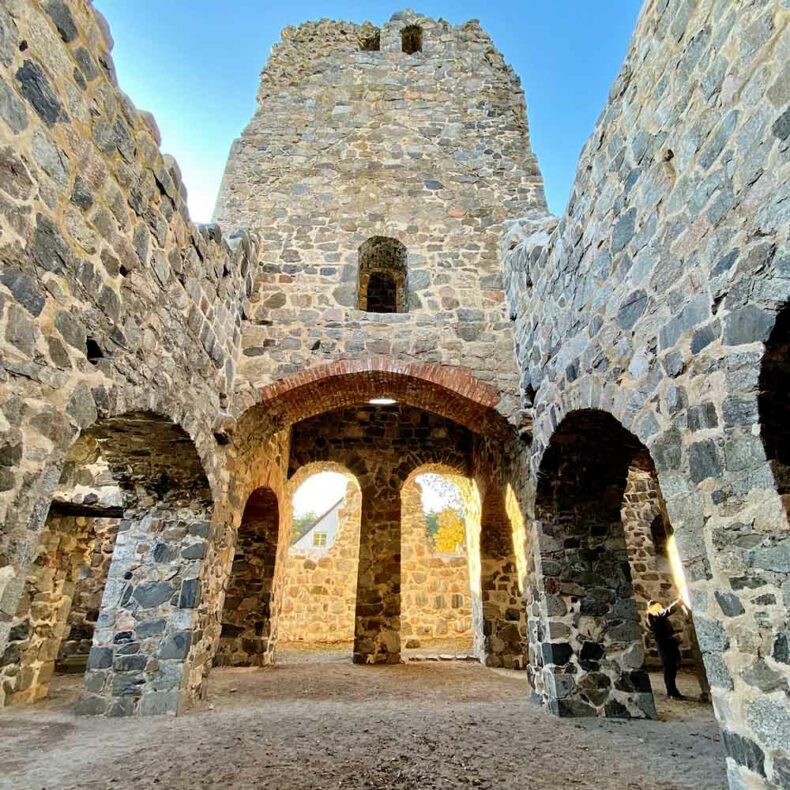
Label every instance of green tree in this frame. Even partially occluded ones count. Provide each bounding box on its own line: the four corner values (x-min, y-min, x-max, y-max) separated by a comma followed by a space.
292, 511, 319, 543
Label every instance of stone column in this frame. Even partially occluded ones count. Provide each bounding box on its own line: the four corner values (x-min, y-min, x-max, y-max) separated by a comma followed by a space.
353, 478, 401, 664
215, 488, 280, 667
76, 498, 212, 716
479, 484, 525, 669
532, 477, 656, 719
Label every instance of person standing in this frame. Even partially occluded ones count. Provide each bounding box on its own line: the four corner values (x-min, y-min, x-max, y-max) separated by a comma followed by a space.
647, 598, 685, 699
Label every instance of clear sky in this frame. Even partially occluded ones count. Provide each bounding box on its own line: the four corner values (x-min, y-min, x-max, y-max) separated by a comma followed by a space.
95, 1, 642, 223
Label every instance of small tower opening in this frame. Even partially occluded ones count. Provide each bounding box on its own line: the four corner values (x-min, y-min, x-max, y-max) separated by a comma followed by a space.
366, 272, 398, 313
357, 236, 408, 314
401, 25, 423, 54
359, 28, 381, 51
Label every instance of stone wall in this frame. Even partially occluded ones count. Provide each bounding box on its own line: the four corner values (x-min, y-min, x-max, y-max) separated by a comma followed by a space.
502, 0, 789, 783
4, 510, 92, 703
214, 10, 543, 425
214, 487, 280, 666
193, 414, 290, 685
55, 517, 119, 673
0, 0, 257, 714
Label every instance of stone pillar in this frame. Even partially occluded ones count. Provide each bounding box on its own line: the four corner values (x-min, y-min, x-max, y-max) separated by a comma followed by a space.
353, 479, 401, 664
215, 488, 280, 666
56, 517, 121, 673
532, 474, 656, 718
76, 499, 212, 716
479, 484, 525, 668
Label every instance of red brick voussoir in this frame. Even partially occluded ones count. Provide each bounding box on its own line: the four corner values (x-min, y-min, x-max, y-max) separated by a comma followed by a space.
257, 358, 509, 437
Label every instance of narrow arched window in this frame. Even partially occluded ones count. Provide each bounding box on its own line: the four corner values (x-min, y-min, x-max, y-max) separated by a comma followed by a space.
366, 271, 397, 313
401, 25, 422, 54
357, 236, 408, 314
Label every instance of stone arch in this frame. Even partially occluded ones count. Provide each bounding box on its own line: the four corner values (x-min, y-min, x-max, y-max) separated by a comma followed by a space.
279, 463, 362, 645
1, 411, 213, 717
254, 358, 510, 437
758, 302, 790, 521
215, 487, 281, 666
357, 236, 408, 314
532, 408, 657, 719
400, 464, 480, 655
401, 24, 423, 54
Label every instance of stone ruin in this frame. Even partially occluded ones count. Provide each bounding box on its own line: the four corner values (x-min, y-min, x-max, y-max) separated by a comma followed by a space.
0, 1, 787, 787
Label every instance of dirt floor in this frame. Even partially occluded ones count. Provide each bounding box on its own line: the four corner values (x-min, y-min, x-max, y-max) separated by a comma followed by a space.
0, 651, 726, 790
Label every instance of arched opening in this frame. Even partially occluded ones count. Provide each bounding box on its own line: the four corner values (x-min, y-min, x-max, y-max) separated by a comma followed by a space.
359, 27, 380, 51
278, 466, 362, 657
1, 412, 212, 717
759, 304, 790, 520
366, 271, 398, 314
245, 364, 514, 666
401, 25, 423, 54
357, 236, 408, 314
400, 469, 478, 660
287, 402, 478, 666
533, 409, 709, 718
620, 457, 710, 704
215, 487, 280, 666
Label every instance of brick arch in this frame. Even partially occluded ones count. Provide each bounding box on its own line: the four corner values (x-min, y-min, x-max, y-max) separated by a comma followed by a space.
255, 358, 510, 437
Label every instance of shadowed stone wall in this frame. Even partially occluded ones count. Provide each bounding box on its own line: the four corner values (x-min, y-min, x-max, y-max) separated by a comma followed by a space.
215, 487, 280, 666
502, 0, 789, 783
621, 463, 696, 663
55, 518, 120, 674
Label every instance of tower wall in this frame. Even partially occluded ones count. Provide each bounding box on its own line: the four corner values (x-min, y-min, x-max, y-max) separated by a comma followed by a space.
214, 11, 546, 420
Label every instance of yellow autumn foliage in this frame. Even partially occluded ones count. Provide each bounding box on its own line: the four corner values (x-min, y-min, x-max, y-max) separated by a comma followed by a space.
433, 508, 466, 554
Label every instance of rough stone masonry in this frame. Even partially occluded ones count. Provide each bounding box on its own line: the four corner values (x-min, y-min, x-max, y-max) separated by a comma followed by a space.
0, 2, 787, 789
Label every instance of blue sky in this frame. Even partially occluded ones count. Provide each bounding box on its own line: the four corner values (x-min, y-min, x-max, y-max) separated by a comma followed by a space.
96, 1, 643, 222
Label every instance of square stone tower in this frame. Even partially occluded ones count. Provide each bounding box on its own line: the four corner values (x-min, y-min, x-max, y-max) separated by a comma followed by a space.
213, 10, 547, 420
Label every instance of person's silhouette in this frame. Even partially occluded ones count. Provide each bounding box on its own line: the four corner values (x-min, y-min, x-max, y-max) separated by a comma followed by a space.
647, 598, 685, 699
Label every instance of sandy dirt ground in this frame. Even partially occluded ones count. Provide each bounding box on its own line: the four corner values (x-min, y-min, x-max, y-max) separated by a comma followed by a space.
0, 652, 725, 790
